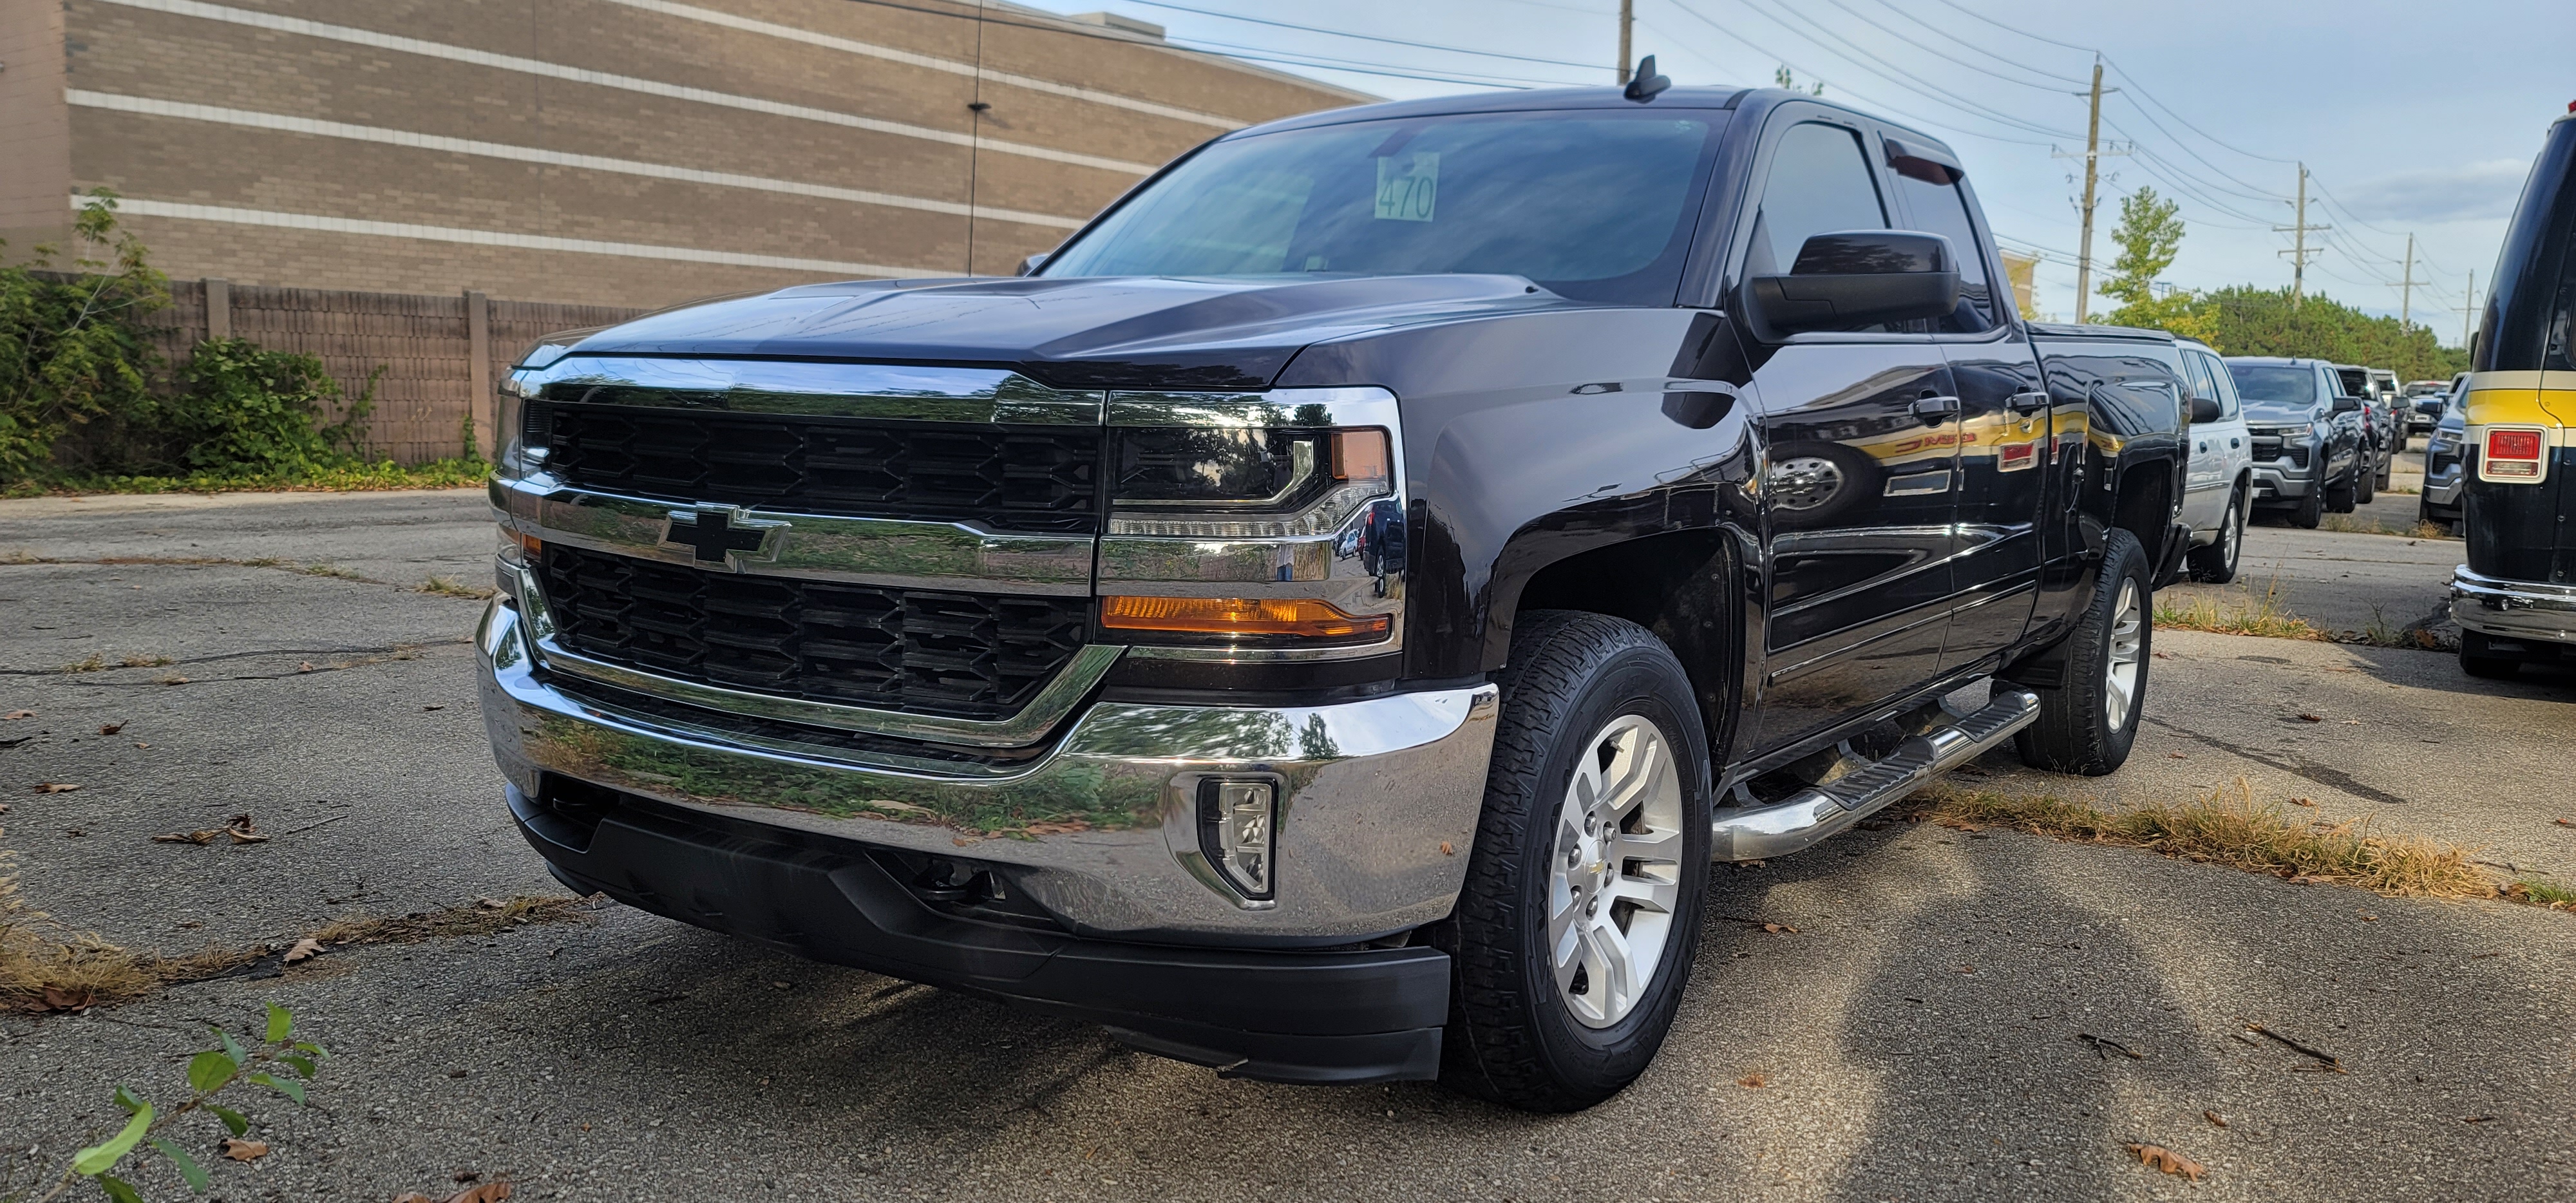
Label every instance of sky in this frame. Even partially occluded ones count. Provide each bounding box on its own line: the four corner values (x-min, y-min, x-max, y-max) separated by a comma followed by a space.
1019, 0, 2576, 345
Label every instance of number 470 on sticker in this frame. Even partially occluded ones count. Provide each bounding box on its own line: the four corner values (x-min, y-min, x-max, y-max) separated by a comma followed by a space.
1375, 152, 1438, 222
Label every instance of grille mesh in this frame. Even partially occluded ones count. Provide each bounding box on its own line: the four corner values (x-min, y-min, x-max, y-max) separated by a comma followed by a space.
535, 404, 1101, 532
540, 545, 1089, 719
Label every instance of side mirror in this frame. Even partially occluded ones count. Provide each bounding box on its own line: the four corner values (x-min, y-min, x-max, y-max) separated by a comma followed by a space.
2189, 395, 2222, 424
1745, 230, 1961, 337
2331, 396, 2362, 413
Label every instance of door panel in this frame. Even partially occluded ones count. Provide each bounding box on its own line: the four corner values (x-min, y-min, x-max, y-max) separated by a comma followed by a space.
1755, 343, 1962, 748
1940, 334, 2047, 672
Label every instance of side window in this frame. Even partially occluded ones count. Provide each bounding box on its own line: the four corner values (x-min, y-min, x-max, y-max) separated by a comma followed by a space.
2175, 352, 2215, 408
1746, 122, 1888, 278
1891, 169, 1994, 332
2198, 352, 2241, 418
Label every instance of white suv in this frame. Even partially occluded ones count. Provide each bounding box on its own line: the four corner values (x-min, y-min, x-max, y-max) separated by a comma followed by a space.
2175, 338, 2253, 582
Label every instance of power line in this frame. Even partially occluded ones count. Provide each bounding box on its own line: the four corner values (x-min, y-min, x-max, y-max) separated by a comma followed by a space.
1110, 0, 1613, 71
1657, 1, 2058, 147
1857, 0, 2090, 86
1729, 0, 2082, 139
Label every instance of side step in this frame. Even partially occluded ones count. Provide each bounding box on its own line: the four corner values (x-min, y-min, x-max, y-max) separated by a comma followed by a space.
1709, 687, 2041, 861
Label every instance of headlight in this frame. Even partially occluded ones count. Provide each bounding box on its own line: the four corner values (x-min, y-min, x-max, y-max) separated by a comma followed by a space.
1097, 388, 1405, 657
2257, 424, 2313, 439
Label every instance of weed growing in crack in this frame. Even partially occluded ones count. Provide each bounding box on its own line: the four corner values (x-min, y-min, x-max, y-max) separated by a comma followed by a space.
2155, 578, 2324, 640
23, 1002, 326, 1203
417, 575, 496, 600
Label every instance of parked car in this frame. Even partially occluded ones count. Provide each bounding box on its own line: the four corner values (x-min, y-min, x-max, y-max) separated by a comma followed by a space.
478, 81, 2188, 1110
2405, 376, 2455, 435
2333, 364, 2396, 491
2450, 102, 2576, 679
2175, 337, 2252, 582
2418, 376, 2468, 529
2231, 357, 2368, 527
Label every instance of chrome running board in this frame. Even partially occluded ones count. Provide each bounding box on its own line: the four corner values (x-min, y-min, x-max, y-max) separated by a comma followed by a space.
1709, 687, 2041, 861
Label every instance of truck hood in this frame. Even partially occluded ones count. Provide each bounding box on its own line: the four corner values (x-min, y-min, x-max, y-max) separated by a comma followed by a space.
557, 274, 1565, 390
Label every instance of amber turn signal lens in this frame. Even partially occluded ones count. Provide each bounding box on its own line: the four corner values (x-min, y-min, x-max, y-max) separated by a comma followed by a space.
1101, 595, 1390, 640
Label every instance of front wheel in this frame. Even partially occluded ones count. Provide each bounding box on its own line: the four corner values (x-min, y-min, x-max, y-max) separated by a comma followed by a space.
2325, 467, 2358, 514
2188, 487, 2246, 583
2355, 457, 2376, 504
2014, 528, 2152, 776
2290, 479, 2325, 529
1438, 611, 1711, 1113
2460, 632, 2520, 680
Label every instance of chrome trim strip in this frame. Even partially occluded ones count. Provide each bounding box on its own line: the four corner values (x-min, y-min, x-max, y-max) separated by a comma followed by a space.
518, 563, 1126, 746
518, 356, 1105, 424
506, 478, 1096, 595
1106, 386, 1401, 429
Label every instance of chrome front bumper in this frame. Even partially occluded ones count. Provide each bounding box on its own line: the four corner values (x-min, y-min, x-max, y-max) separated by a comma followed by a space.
2450, 567, 2576, 646
475, 598, 1500, 943
2249, 459, 2315, 499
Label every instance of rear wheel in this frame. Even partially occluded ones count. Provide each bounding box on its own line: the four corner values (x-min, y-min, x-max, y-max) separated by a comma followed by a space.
2188, 487, 2246, 583
2015, 529, 2151, 776
1439, 611, 1710, 1113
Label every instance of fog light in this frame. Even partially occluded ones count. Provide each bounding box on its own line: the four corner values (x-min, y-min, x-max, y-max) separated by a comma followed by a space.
1199, 779, 1276, 900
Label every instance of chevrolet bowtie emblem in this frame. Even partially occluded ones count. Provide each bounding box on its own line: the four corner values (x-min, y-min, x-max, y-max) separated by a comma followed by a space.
661, 504, 789, 568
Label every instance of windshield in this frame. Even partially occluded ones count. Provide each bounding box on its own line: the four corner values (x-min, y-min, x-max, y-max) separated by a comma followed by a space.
2228, 363, 2320, 419
1039, 110, 1730, 305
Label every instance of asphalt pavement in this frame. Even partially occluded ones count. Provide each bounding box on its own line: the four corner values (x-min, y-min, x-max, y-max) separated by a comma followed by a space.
5, 488, 2573, 1203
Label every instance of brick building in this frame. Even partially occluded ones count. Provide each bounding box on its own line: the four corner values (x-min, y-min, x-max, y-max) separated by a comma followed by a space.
0, 0, 1370, 308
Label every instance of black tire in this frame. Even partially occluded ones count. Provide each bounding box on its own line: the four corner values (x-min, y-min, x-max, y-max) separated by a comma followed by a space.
1437, 611, 1712, 1113
2355, 457, 2376, 504
2289, 479, 2325, 529
2376, 446, 2395, 489
2014, 528, 2152, 777
2188, 486, 2246, 583
2325, 468, 2357, 514
2460, 632, 2519, 680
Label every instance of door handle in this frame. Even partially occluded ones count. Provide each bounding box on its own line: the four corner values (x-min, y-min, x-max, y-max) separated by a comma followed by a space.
1912, 393, 1961, 424
2006, 390, 2050, 414
2231, 438, 2241, 449
2197, 442, 2209, 453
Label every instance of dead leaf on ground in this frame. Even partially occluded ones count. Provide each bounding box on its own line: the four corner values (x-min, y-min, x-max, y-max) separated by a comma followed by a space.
297, 661, 314, 673
98, 723, 124, 735
3, 710, 32, 720
158, 675, 189, 686
283, 938, 324, 964
452, 1170, 481, 1183
2461, 1115, 2496, 1124
393, 1195, 439, 1203
2297, 714, 2324, 723
41, 985, 95, 1012
2202, 1110, 2228, 1128
2126, 1142, 2206, 1181
2287, 797, 2317, 808
154, 829, 220, 845
1019, 819, 1091, 836
474, 896, 507, 910
2166, 752, 2186, 759
218, 1137, 270, 1162
1736, 1072, 1768, 1088
225, 814, 269, 843
445, 1182, 513, 1203
2554, 818, 2575, 828
1761, 922, 1797, 934
0, 801, 10, 815
35, 782, 80, 793
1439, 841, 1455, 856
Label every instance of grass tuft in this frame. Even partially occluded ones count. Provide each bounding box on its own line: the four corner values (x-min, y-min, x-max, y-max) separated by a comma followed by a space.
1913, 779, 2493, 899
417, 574, 497, 600
3, 458, 489, 500
2506, 879, 2576, 909
0, 852, 158, 1012
2155, 578, 2325, 641
2317, 514, 2456, 538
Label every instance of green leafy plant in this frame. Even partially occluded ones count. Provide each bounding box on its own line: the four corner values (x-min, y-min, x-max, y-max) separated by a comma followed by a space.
0, 191, 171, 482
24, 1003, 325, 1202
174, 341, 379, 476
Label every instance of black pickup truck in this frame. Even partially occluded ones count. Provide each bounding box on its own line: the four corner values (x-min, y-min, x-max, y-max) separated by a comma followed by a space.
477, 79, 2188, 1112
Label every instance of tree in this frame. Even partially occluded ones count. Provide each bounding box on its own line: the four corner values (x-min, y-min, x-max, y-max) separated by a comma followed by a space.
2096, 186, 2219, 345
0, 191, 170, 481
1773, 65, 1823, 95
2196, 285, 2467, 380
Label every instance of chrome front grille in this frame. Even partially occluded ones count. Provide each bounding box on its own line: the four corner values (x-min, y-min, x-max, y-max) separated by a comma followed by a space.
533, 404, 1102, 533
538, 545, 1090, 720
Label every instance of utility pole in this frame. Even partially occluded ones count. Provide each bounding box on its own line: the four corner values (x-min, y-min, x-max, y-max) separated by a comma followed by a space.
2397, 232, 2421, 328
2273, 163, 2329, 306
2050, 58, 2124, 323
2454, 270, 2477, 349
1616, 0, 1633, 84
2073, 59, 2107, 324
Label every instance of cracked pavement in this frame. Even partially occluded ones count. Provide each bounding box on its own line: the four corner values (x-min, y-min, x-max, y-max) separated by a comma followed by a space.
5, 489, 2573, 1202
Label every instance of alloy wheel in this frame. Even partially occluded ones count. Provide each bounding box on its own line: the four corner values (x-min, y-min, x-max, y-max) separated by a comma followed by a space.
1548, 714, 1686, 1029
2103, 578, 2144, 732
